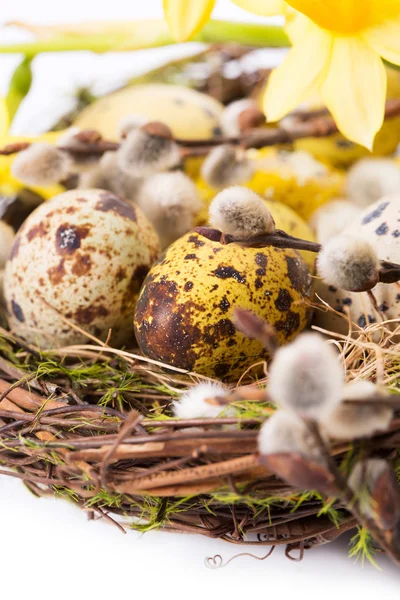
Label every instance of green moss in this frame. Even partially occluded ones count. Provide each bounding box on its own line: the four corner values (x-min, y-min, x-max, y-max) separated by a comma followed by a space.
349, 527, 380, 569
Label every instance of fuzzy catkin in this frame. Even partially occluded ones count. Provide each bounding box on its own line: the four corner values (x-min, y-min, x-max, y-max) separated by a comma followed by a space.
348, 459, 391, 520
317, 234, 380, 291
117, 128, 180, 178
346, 158, 400, 208
258, 410, 325, 463
12, 143, 71, 186
201, 145, 254, 189
267, 333, 344, 420
209, 186, 275, 238
309, 200, 362, 243
137, 171, 202, 249
220, 98, 259, 137
57, 128, 100, 173
173, 382, 229, 419
321, 381, 392, 440
118, 115, 148, 139
79, 152, 142, 201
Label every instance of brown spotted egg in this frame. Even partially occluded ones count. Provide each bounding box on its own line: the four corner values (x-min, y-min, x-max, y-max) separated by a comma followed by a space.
5, 189, 160, 348
134, 230, 313, 380
314, 195, 400, 335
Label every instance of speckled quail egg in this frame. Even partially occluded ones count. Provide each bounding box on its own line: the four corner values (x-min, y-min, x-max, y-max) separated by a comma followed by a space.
134, 230, 313, 380
74, 84, 224, 141
314, 195, 400, 335
5, 188, 160, 348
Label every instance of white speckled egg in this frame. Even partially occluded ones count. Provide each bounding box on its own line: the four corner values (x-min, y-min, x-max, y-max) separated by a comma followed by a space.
314, 195, 400, 335
4, 188, 160, 348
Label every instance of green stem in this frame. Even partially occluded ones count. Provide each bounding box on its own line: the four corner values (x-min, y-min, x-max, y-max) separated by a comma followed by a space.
200, 20, 289, 47
0, 20, 289, 57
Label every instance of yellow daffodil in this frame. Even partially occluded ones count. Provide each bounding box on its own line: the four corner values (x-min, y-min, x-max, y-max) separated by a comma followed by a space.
163, 0, 400, 149
263, 0, 400, 149
163, 0, 217, 42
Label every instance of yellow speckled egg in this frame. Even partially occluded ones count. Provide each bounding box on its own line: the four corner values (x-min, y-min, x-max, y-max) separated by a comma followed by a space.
74, 84, 224, 141
5, 188, 160, 348
314, 195, 400, 336
134, 231, 313, 380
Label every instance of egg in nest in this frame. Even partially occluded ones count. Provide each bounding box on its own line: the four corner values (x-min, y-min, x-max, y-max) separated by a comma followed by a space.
314, 195, 400, 336
134, 230, 313, 380
5, 188, 160, 348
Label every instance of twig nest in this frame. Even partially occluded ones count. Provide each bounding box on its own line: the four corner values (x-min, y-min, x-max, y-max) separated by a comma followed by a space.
309, 200, 362, 243
137, 171, 202, 250
209, 186, 275, 239
79, 151, 142, 201
321, 381, 393, 440
4, 189, 160, 348
220, 98, 265, 136
267, 333, 343, 420
173, 382, 229, 419
317, 234, 380, 292
314, 195, 400, 336
201, 145, 254, 189
346, 158, 400, 208
134, 228, 312, 380
0, 220, 15, 268
11, 142, 72, 186
117, 121, 181, 178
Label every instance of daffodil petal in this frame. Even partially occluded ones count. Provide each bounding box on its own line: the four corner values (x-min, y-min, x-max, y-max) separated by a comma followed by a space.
264, 25, 332, 122
231, 0, 285, 16
163, 0, 216, 42
285, 11, 312, 43
321, 37, 386, 150
364, 18, 400, 66
0, 98, 9, 140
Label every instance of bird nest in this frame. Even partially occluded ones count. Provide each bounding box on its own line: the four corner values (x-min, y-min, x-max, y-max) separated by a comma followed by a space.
0, 305, 399, 568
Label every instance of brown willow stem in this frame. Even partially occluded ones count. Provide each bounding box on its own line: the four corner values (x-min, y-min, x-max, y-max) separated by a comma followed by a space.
195, 227, 400, 289
3, 99, 400, 158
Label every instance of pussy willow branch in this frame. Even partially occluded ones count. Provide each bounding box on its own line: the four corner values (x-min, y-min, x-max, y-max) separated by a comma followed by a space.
194, 227, 400, 288
306, 420, 400, 566
2, 99, 400, 158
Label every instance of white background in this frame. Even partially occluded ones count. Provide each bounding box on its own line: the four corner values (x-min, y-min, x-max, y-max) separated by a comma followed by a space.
0, 2, 399, 598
